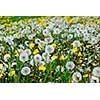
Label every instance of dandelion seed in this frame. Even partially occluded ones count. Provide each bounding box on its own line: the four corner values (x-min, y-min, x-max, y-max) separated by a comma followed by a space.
35, 38, 41, 44
19, 51, 29, 62
45, 45, 54, 54
73, 40, 80, 48
90, 76, 99, 83
42, 52, 50, 61
72, 72, 82, 83
25, 49, 31, 56
92, 67, 100, 77
34, 54, 42, 63
67, 34, 73, 40
44, 36, 54, 43
4, 54, 10, 62
66, 61, 75, 70
21, 67, 31, 76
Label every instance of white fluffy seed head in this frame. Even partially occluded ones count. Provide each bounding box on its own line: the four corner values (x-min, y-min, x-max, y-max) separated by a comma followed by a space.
21, 67, 31, 76
45, 45, 54, 54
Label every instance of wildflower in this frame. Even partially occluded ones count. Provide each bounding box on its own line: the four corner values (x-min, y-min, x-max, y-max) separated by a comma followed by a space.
90, 37, 98, 45
0, 46, 4, 52
72, 72, 82, 82
33, 49, 39, 54
78, 52, 82, 57
30, 59, 34, 66
44, 36, 54, 43
73, 47, 79, 53
19, 51, 29, 62
38, 41, 45, 48
66, 61, 75, 70
42, 52, 50, 61
39, 61, 45, 66
83, 74, 89, 78
86, 44, 92, 48
97, 33, 100, 41
8, 70, 15, 76
51, 55, 57, 60
38, 66, 46, 71
73, 40, 80, 48
21, 67, 31, 76
92, 67, 100, 77
61, 33, 67, 38
29, 43, 35, 49
83, 33, 90, 41
35, 38, 41, 44
77, 59, 83, 64
0, 73, 3, 78
14, 50, 19, 57
25, 41, 30, 46
4, 54, 10, 62
27, 34, 34, 40
53, 28, 60, 34
25, 49, 31, 56
90, 76, 99, 83
45, 45, 54, 54
34, 54, 42, 63
59, 55, 64, 60
67, 34, 73, 40
51, 43, 57, 48
43, 29, 51, 36
0, 63, 3, 69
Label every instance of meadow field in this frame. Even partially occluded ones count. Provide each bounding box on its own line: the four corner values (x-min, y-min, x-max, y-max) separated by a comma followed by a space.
0, 16, 100, 83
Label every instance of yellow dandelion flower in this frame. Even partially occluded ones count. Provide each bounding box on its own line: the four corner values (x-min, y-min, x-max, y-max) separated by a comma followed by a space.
78, 59, 83, 64
39, 66, 46, 71
86, 45, 92, 48
51, 43, 57, 48
8, 70, 15, 77
51, 55, 58, 60
78, 52, 82, 57
33, 49, 39, 54
59, 55, 64, 60
29, 43, 35, 49
0, 63, 3, 68
73, 47, 79, 53
14, 50, 19, 57
0, 74, 3, 78
83, 74, 89, 78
